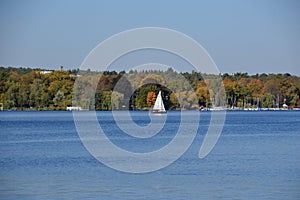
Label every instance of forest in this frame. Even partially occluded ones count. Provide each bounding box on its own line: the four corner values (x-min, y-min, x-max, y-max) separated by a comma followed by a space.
0, 66, 300, 110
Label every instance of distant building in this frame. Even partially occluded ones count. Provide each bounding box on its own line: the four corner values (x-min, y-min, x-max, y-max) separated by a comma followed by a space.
40, 70, 53, 74
66, 106, 82, 111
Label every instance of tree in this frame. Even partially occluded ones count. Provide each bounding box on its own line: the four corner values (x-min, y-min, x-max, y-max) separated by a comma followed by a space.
177, 91, 198, 110
263, 79, 280, 108
53, 90, 65, 110
101, 91, 112, 110
289, 93, 299, 108
146, 91, 157, 107
111, 91, 124, 110
169, 92, 179, 109
247, 79, 263, 108
234, 78, 249, 108
5, 82, 18, 110
196, 86, 210, 107
223, 78, 236, 108
262, 93, 273, 108
141, 74, 165, 86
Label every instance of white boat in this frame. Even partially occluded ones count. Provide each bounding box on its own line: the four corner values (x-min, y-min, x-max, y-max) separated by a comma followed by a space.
151, 91, 166, 114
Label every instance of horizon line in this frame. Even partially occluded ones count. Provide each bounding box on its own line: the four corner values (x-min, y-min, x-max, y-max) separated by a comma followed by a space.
0, 65, 299, 77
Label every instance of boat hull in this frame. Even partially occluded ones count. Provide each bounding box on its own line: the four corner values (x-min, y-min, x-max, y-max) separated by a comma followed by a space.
151, 110, 167, 114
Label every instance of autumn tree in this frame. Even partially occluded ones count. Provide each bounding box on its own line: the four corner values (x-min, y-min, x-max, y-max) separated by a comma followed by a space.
247, 79, 263, 107
196, 85, 210, 108
223, 78, 236, 108
146, 91, 157, 107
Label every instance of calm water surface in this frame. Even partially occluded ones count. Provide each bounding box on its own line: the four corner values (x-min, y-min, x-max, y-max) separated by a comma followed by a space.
0, 111, 299, 200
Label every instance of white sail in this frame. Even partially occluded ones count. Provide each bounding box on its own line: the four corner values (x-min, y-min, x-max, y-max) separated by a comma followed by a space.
152, 91, 166, 113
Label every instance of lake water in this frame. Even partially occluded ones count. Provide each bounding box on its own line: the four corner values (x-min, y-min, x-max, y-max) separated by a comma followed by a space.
0, 111, 299, 199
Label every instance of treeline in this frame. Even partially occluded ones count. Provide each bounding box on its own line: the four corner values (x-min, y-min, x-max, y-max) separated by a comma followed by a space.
0, 66, 300, 110
0, 67, 75, 110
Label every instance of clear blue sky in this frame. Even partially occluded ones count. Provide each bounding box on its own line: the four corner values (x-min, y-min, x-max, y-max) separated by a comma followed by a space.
0, 0, 299, 75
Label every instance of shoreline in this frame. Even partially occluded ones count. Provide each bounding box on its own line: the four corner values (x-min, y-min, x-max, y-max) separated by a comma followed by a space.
1, 108, 299, 112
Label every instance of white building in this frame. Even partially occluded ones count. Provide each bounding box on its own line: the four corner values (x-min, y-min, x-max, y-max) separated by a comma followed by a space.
66, 106, 82, 111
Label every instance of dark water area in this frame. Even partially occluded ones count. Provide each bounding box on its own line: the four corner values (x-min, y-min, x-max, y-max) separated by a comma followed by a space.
0, 111, 299, 199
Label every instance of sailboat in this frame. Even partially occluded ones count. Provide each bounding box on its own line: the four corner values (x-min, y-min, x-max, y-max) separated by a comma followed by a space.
151, 91, 166, 114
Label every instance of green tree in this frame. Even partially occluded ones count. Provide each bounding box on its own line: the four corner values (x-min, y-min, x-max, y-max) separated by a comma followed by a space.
101, 91, 112, 110
53, 90, 65, 110
111, 91, 124, 110
262, 93, 274, 108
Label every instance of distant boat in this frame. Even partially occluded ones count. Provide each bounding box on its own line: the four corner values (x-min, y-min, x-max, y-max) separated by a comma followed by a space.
151, 91, 166, 114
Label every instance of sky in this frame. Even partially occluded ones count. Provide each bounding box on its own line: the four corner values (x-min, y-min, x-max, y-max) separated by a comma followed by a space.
0, 0, 299, 75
